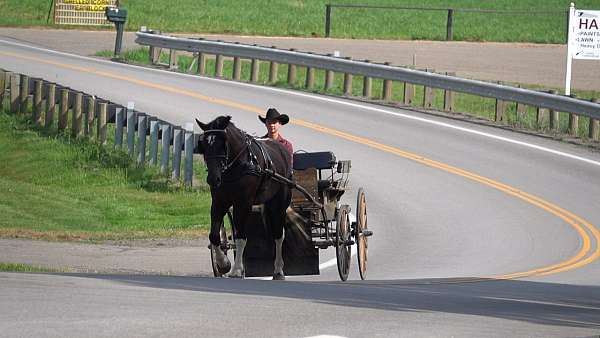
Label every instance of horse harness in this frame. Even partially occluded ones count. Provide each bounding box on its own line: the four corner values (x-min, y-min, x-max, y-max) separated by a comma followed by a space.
201, 128, 323, 209
201, 129, 284, 193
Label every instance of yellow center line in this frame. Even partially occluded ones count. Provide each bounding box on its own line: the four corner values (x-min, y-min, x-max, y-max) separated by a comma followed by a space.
3, 49, 598, 280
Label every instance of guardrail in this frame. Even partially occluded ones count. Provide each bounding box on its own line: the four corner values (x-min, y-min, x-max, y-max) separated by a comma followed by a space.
135, 31, 600, 141
0, 68, 198, 186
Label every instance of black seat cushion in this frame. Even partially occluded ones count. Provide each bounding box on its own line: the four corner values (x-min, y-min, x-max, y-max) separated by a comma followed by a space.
293, 152, 336, 171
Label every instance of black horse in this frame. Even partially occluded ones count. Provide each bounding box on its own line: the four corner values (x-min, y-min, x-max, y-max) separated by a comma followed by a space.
196, 115, 292, 280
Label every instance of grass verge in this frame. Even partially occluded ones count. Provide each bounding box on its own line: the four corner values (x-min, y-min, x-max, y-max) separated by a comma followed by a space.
0, 109, 212, 242
0, 262, 65, 273
100, 47, 600, 140
2, 0, 600, 43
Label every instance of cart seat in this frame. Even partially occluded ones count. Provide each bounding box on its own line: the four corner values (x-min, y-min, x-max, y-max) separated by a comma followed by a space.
293, 152, 336, 171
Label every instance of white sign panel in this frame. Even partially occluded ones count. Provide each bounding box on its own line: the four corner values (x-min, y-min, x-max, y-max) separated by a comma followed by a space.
571, 9, 600, 59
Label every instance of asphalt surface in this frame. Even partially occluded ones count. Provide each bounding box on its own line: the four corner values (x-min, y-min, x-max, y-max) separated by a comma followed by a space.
1, 30, 600, 337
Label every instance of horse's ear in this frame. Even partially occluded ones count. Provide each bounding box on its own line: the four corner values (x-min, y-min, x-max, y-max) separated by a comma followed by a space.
196, 118, 208, 131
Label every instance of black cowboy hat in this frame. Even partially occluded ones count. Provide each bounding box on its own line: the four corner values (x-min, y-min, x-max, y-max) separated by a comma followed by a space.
259, 108, 289, 125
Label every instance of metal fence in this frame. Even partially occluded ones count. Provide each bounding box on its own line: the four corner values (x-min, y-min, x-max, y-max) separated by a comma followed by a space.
324, 4, 568, 42
0, 68, 198, 186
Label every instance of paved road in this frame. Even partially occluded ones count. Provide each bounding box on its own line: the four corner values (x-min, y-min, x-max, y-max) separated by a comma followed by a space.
1, 35, 600, 337
1, 27, 599, 91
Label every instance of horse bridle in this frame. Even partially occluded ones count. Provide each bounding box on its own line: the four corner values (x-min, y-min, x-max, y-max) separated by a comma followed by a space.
201, 129, 251, 174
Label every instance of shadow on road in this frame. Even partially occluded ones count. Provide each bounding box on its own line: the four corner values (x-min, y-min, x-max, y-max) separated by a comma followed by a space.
61, 273, 600, 329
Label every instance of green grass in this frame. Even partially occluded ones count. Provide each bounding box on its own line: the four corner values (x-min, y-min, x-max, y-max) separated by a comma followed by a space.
3, 0, 600, 43
0, 109, 212, 242
102, 47, 600, 140
0, 262, 64, 273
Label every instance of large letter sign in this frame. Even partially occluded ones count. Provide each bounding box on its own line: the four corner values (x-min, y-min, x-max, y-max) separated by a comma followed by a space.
565, 3, 600, 95
571, 9, 600, 59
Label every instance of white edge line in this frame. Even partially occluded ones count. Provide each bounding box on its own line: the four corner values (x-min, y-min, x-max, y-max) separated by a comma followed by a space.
2, 38, 599, 167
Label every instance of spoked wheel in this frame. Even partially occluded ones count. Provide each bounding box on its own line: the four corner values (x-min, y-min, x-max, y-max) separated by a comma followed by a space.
336, 205, 352, 281
355, 188, 370, 280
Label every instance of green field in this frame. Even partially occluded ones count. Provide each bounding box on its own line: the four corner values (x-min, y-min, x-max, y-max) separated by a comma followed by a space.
2, 0, 600, 43
0, 110, 212, 242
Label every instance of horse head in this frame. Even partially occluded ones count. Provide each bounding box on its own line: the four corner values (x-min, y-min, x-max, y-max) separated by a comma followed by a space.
196, 115, 232, 188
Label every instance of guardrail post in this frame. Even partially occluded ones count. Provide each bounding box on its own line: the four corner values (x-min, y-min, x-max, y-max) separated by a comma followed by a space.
114, 106, 124, 147
149, 46, 160, 64
403, 81, 414, 105
97, 102, 107, 145
590, 98, 599, 141
515, 85, 527, 122
343, 58, 353, 95
495, 81, 507, 122
325, 4, 332, 38
549, 90, 559, 130
269, 47, 279, 83
287, 64, 297, 85
423, 69, 435, 108
251, 58, 260, 83
169, 49, 178, 70
568, 94, 578, 136
536, 106, 548, 127
287, 50, 297, 85
10, 74, 19, 113
306, 66, 315, 90
160, 123, 172, 175
443, 72, 455, 112
325, 54, 335, 91
233, 56, 242, 81
19, 74, 30, 114
588, 97, 600, 141
149, 118, 159, 165
45, 83, 56, 128
382, 63, 393, 101
137, 114, 148, 165
172, 127, 183, 179
362, 60, 372, 98
198, 52, 207, 75
33, 80, 43, 126
446, 9, 454, 41
215, 54, 224, 78
85, 95, 95, 138
127, 102, 136, 155
72, 92, 83, 138
0, 70, 5, 108
58, 88, 69, 132
184, 128, 194, 187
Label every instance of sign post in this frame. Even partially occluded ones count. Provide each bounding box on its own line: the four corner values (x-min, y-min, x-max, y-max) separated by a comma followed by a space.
565, 2, 600, 95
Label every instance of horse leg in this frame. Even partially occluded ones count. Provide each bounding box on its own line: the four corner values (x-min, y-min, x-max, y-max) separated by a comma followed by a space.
270, 188, 290, 281
273, 230, 285, 280
209, 204, 231, 275
228, 205, 250, 278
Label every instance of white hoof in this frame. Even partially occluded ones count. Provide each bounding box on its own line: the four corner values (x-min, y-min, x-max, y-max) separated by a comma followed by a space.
227, 268, 245, 279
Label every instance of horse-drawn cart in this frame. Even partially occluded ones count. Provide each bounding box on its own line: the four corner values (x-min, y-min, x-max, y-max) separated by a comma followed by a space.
210, 151, 372, 281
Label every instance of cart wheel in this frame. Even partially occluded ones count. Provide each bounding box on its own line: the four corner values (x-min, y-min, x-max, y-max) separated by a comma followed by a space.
210, 219, 229, 277
356, 188, 369, 280
336, 205, 351, 281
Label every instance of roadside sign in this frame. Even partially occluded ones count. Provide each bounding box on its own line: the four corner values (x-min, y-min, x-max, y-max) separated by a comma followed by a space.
571, 9, 600, 59
565, 3, 599, 95
54, 0, 117, 26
